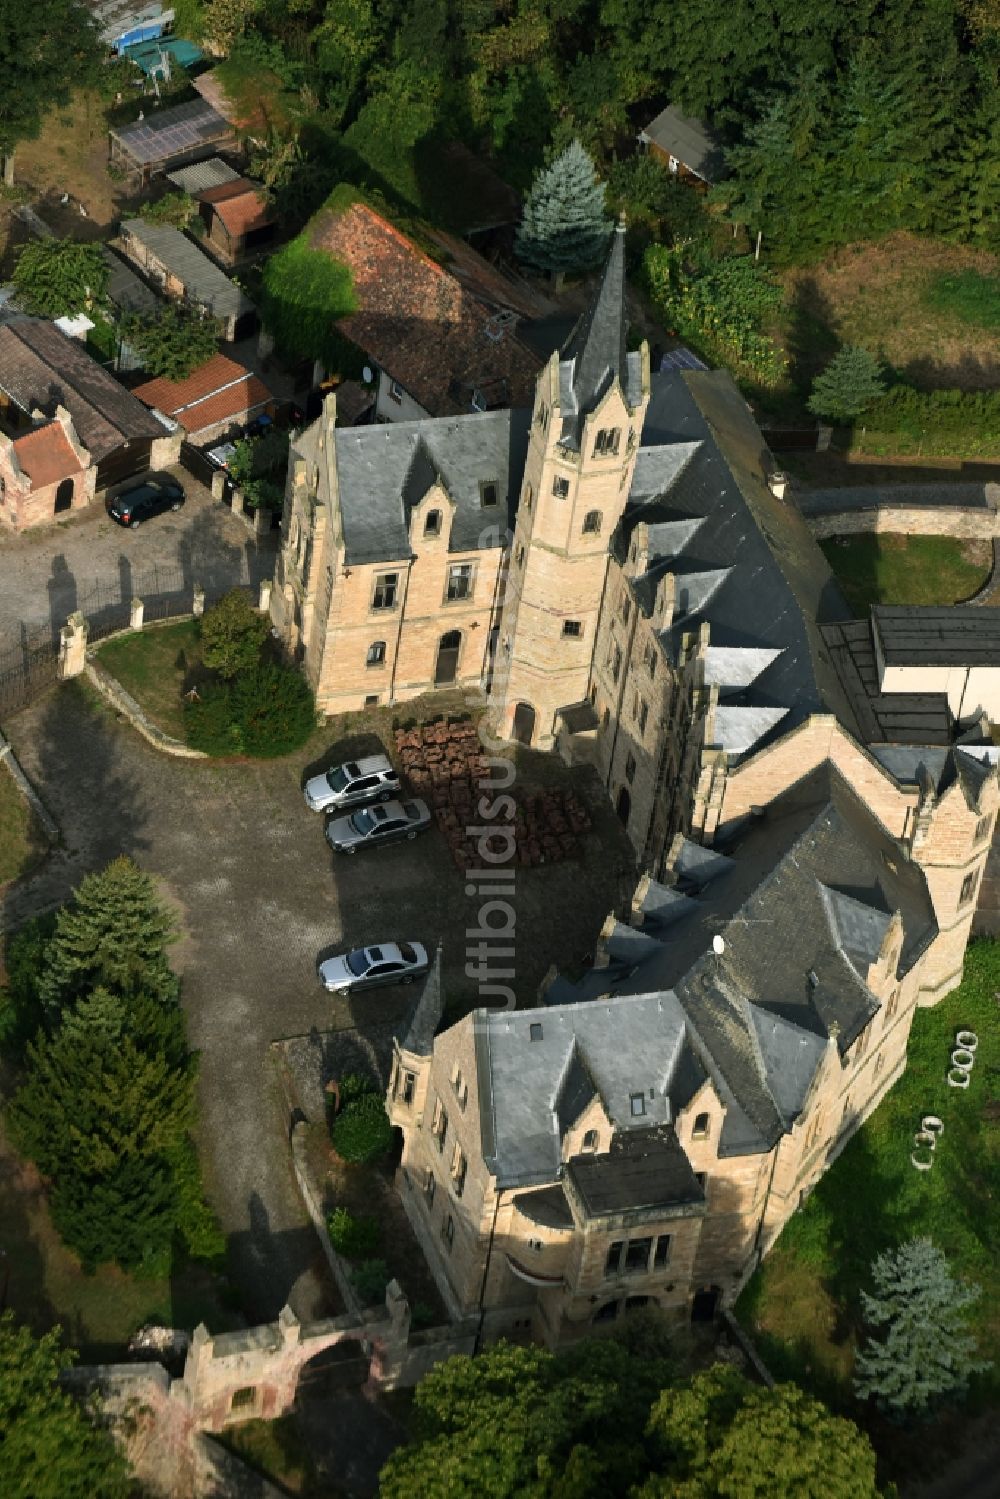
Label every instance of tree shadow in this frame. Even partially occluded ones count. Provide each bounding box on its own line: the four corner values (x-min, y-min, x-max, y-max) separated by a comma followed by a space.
783, 272, 842, 399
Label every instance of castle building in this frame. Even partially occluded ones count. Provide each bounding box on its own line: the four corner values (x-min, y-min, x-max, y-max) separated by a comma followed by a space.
270, 230, 999, 1340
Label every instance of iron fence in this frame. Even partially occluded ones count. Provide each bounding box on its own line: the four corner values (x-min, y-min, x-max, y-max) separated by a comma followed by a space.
0, 636, 59, 716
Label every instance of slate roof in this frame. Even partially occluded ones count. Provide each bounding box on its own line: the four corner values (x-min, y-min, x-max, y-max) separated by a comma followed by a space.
12, 422, 84, 488
120, 220, 252, 320
639, 104, 726, 183
308, 201, 541, 417
874, 606, 1000, 667
559, 223, 641, 444
297, 408, 531, 566
822, 619, 953, 744
475, 763, 937, 1179
133, 353, 270, 435
0, 317, 163, 461
110, 98, 233, 167
615, 370, 860, 760
566, 1127, 706, 1217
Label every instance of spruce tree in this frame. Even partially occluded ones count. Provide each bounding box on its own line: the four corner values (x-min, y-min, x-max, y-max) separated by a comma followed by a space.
807, 346, 885, 424
853, 1238, 991, 1417
37, 857, 179, 1015
515, 139, 611, 275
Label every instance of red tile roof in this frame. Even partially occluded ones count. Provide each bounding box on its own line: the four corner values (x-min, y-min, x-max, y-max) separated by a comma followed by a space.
310, 201, 541, 417
200, 178, 274, 239
134, 353, 271, 436
12, 422, 84, 489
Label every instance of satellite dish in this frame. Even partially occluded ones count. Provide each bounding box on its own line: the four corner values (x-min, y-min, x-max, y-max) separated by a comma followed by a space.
362, 365, 373, 384
712, 935, 725, 956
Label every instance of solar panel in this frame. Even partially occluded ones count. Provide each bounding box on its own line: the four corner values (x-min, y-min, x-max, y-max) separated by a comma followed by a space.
115, 100, 230, 165
659, 347, 708, 372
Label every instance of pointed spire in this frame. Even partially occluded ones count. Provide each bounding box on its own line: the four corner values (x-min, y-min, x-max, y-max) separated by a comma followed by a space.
561, 219, 628, 421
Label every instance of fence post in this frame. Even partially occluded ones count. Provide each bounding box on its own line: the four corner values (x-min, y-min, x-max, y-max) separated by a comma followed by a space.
58, 612, 88, 680
211, 470, 227, 502
192, 586, 205, 619
130, 597, 145, 632
258, 578, 273, 614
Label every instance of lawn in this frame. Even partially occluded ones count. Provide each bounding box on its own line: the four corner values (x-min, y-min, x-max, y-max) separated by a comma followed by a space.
821, 533, 991, 614
778, 233, 1000, 397
96, 617, 205, 741
737, 941, 1000, 1415
0, 1120, 238, 1360
0, 765, 44, 887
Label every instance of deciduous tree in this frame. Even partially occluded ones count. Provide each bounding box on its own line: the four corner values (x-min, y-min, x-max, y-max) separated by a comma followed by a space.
119, 303, 221, 381
853, 1237, 991, 1417
12, 240, 109, 319
198, 587, 270, 680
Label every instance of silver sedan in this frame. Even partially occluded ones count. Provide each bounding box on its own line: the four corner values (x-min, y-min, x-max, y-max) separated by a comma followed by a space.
318, 940, 430, 994
325, 797, 431, 854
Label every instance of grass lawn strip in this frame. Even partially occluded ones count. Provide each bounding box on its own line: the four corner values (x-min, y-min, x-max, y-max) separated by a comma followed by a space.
821, 533, 991, 614
96, 618, 204, 742
737, 942, 1000, 1407
0, 762, 44, 886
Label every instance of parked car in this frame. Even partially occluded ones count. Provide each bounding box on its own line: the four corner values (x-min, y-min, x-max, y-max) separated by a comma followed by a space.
205, 441, 238, 471
326, 798, 431, 855
318, 940, 430, 994
304, 754, 401, 814
106, 477, 185, 529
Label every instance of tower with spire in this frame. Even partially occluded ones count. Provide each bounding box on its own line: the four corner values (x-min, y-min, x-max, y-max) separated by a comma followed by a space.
490, 223, 650, 748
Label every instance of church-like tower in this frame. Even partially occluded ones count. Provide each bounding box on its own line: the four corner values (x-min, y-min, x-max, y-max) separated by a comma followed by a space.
490, 225, 651, 748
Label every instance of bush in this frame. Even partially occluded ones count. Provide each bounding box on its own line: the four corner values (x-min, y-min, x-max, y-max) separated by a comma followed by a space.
119, 303, 221, 381
199, 589, 270, 681
260, 231, 358, 367
0, 913, 56, 1055
139, 192, 200, 232
643, 244, 786, 388
352, 1258, 389, 1305
861, 385, 1000, 457
331, 1091, 396, 1164
185, 663, 316, 758
327, 1207, 380, 1260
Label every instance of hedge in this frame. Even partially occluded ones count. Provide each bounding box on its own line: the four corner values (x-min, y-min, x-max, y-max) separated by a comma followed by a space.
858, 386, 1000, 458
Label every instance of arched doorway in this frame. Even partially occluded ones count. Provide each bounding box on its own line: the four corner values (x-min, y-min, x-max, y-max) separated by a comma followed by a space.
435, 630, 462, 685
54, 479, 74, 514
691, 1285, 721, 1322
512, 701, 536, 746
616, 786, 631, 826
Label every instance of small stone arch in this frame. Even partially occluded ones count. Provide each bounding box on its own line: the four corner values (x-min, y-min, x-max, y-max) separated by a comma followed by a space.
54, 478, 74, 514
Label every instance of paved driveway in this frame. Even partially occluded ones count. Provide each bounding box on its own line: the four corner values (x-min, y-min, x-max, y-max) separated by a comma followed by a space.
3, 684, 631, 1325
0, 471, 275, 649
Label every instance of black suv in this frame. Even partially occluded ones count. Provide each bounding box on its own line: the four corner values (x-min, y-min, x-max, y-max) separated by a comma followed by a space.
106, 478, 185, 529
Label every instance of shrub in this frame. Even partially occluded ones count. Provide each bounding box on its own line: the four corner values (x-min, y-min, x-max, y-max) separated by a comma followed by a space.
861, 385, 1000, 456
185, 663, 316, 758
260, 232, 358, 367
331, 1091, 396, 1164
199, 589, 270, 681
327, 1207, 380, 1260
119, 303, 221, 381
410, 1300, 437, 1330
643, 244, 786, 388
13, 239, 110, 319
352, 1257, 389, 1305
139, 191, 200, 232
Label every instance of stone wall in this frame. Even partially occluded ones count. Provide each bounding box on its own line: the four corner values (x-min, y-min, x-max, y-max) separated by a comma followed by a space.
796, 482, 1000, 542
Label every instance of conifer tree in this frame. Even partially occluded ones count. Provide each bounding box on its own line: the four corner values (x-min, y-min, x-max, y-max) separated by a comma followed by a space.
853, 1238, 990, 1417
807, 346, 885, 424
37, 857, 179, 1015
0, 1314, 131, 1499
515, 139, 611, 275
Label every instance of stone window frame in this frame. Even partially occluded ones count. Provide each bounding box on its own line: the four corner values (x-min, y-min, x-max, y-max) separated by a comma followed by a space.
366, 640, 386, 668
445, 561, 476, 604
229, 1386, 259, 1414
620, 595, 631, 626
634, 694, 649, 734
424, 508, 443, 538
644, 642, 658, 680
451, 1143, 467, 1197
516, 543, 525, 567
479, 479, 500, 509
884, 986, 900, 1024
432, 1098, 449, 1152
582, 1128, 599, 1151
425, 1168, 436, 1207
629, 1092, 646, 1118
625, 752, 636, 784
399, 1069, 415, 1104
608, 640, 623, 683
960, 869, 980, 906
975, 814, 993, 844
451, 1063, 468, 1109
388, 378, 404, 404
562, 619, 583, 639
371, 571, 400, 612
691, 1111, 710, 1140
552, 475, 570, 499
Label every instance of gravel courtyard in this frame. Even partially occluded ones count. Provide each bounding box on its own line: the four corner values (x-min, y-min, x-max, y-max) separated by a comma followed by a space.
2, 682, 633, 1324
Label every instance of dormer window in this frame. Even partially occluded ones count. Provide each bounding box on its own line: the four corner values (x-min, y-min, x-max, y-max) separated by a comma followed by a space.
582, 1129, 599, 1151
594, 428, 620, 457
480, 480, 499, 508
424, 509, 442, 537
